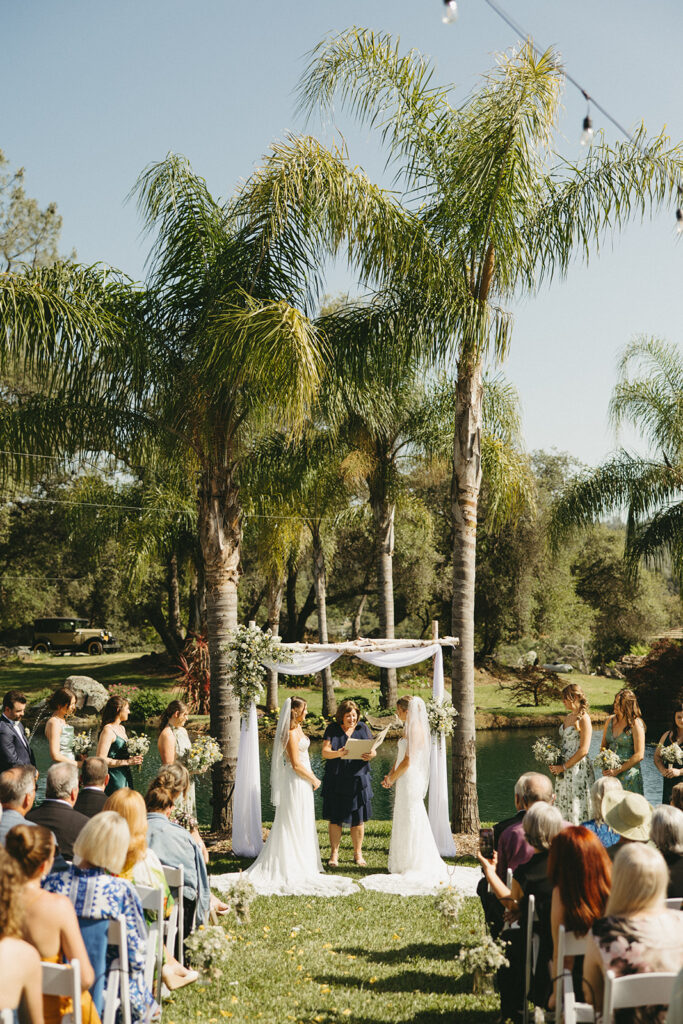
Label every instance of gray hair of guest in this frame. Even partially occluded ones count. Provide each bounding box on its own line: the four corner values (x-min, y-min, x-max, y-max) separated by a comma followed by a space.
45, 762, 78, 800
607, 843, 669, 916
81, 756, 108, 787
515, 773, 532, 801
522, 772, 554, 807
0, 765, 37, 805
590, 775, 623, 824
651, 804, 683, 856
523, 801, 563, 851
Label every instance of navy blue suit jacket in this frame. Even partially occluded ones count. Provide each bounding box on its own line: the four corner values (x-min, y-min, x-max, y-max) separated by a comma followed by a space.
0, 714, 36, 775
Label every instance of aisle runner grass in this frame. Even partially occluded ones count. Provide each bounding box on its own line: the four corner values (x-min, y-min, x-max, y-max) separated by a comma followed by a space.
171, 821, 497, 1024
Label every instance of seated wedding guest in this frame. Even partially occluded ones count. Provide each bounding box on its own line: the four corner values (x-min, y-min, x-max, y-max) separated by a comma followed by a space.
651, 804, 683, 900
0, 846, 44, 1024
477, 773, 531, 937
496, 772, 555, 881
478, 802, 564, 1021
26, 763, 89, 862
581, 776, 622, 848
672, 782, 683, 811
43, 812, 159, 1024
602, 790, 652, 861
583, 844, 683, 1023
5, 824, 98, 1024
145, 775, 210, 947
105, 789, 198, 990
547, 826, 612, 1009
0, 765, 37, 843
0, 691, 36, 775
74, 758, 109, 819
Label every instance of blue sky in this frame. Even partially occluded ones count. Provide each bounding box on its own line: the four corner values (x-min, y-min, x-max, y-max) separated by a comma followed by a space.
3, 0, 682, 465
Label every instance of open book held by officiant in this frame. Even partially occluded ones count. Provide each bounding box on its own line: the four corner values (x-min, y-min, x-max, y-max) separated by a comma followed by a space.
343, 725, 390, 759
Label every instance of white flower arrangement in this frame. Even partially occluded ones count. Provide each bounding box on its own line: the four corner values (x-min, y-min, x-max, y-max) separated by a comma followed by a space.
658, 741, 683, 766
227, 873, 256, 925
221, 625, 294, 716
126, 732, 150, 761
170, 806, 199, 832
532, 736, 562, 767
183, 735, 222, 775
458, 935, 509, 974
72, 731, 92, 758
425, 696, 459, 737
183, 924, 232, 979
434, 886, 464, 927
593, 748, 622, 772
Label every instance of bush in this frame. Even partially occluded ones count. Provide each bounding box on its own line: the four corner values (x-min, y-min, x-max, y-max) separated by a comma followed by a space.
626, 639, 683, 726
129, 688, 169, 719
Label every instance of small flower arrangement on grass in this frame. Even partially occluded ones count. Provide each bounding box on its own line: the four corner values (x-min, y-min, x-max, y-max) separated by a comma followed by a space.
184, 924, 232, 979
183, 735, 222, 775
593, 748, 622, 772
425, 696, 458, 737
72, 731, 92, 758
434, 886, 464, 927
221, 625, 294, 715
532, 736, 562, 767
170, 806, 199, 832
459, 935, 509, 992
658, 741, 683, 766
228, 873, 256, 925
126, 732, 150, 766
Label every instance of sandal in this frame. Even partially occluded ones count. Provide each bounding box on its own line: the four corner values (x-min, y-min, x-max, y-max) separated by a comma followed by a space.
353, 855, 367, 867
327, 858, 339, 868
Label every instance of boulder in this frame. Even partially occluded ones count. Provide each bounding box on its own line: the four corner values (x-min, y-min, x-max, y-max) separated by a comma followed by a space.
64, 676, 110, 714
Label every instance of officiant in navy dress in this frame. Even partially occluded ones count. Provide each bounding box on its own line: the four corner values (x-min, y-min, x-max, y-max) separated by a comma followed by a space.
321, 699, 375, 867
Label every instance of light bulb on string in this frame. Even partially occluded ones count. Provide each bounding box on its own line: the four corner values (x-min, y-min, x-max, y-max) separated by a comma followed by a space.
677, 190, 683, 234
442, 0, 458, 25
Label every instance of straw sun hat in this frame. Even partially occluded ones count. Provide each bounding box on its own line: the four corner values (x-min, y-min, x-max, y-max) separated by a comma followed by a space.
603, 790, 653, 842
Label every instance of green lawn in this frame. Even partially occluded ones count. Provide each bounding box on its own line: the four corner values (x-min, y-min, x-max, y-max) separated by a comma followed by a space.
175, 820, 496, 1024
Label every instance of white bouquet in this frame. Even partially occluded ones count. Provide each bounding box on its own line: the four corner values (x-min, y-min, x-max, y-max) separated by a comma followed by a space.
183, 735, 222, 775
435, 886, 464, 927
228, 873, 256, 925
593, 748, 622, 772
658, 741, 683, 766
72, 731, 92, 758
426, 696, 459, 737
532, 736, 562, 767
170, 806, 199, 832
126, 732, 150, 766
184, 924, 232, 979
459, 935, 509, 974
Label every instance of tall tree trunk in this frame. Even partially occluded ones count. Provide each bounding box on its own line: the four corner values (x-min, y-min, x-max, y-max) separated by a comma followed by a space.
311, 523, 336, 718
372, 493, 397, 708
295, 585, 316, 641
198, 465, 241, 833
285, 559, 298, 641
146, 594, 182, 659
351, 592, 367, 639
167, 552, 184, 649
265, 577, 283, 711
450, 357, 482, 833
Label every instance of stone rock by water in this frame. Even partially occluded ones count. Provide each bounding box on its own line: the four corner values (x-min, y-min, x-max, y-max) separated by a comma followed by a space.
64, 676, 110, 714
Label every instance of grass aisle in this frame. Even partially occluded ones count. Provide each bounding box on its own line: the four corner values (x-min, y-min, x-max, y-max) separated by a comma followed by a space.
174, 822, 497, 1024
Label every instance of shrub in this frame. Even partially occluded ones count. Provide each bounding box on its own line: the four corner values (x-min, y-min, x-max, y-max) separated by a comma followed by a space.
626, 639, 683, 726
129, 688, 168, 719
177, 634, 210, 714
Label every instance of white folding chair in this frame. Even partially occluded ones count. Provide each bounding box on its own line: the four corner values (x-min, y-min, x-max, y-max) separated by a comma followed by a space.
563, 973, 595, 1024
0, 1010, 14, 1024
602, 970, 677, 1024
664, 897, 682, 910
102, 916, 131, 1024
161, 864, 185, 966
133, 884, 164, 1004
555, 925, 590, 1024
42, 960, 83, 1024
522, 895, 539, 1024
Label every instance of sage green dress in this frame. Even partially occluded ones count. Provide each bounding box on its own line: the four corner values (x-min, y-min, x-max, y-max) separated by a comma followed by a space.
604, 718, 644, 794
104, 732, 134, 794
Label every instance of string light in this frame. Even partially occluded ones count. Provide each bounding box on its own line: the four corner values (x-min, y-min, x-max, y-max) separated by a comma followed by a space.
580, 94, 594, 146
677, 188, 683, 235
442, 0, 458, 25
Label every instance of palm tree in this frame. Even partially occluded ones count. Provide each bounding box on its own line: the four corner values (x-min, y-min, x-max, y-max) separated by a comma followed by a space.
0, 155, 326, 829
236, 31, 683, 829
551, 336, 683, 575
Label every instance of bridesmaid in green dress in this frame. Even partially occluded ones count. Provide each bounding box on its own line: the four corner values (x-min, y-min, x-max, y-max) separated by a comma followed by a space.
599, 688, 645, 794
44, 687, 78, 765
96, 695, 143, 794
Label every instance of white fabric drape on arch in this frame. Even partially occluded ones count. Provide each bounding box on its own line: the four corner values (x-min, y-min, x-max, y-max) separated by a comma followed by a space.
427, 647, 456, 855
232, 702, 263, 857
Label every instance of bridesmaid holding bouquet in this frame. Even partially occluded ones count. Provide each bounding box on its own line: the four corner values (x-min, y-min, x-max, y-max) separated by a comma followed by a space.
599, 688, 645, 794
549, 683, 595, 824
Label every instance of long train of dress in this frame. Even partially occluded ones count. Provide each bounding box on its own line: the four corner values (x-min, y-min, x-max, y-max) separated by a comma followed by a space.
211, 736, 357, 897
359, 738, 480, 896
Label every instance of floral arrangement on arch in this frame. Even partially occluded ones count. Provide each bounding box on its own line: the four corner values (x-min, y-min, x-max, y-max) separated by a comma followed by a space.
425, 696, 458, 737
221, 625, 294, 716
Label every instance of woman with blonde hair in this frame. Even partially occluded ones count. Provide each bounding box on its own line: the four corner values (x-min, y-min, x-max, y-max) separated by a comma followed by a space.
104, 789, 198, 990
5, 824, 98, 1024
600, 688, 646, 794
0, 846, 44, 1024
583, 844, 683, 1022
550, 682, 595, 824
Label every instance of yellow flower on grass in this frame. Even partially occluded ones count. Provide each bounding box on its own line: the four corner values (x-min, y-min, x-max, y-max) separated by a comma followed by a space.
369, 977, 378, 984
346, 955, 356, 960
391, 933, 400, 941
320, 986, 331, 994
342, 1011, 352, 1018
263, 926, 270, 933
219, 1012, 231, 1018
297, 964, 303, 971
322, 942, 332, 950
230, 997, 239, 1004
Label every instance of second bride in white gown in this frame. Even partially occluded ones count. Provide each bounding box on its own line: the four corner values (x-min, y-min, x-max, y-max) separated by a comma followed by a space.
212, 697, 357, 897
360, 695, 479, 896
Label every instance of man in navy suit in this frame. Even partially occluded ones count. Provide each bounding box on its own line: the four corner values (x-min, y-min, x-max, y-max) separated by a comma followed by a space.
0, 690, 37, 775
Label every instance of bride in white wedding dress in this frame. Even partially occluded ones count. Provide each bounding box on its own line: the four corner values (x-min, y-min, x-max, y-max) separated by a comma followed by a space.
212, 697, 357, 897
360, 695, 480, 896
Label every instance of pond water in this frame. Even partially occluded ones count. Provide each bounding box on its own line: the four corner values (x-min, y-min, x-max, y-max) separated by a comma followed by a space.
32, 723, 667, 826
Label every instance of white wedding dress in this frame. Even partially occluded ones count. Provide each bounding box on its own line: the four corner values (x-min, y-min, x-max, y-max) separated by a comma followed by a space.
360, 715, 480, 896
212, 732, 357, 897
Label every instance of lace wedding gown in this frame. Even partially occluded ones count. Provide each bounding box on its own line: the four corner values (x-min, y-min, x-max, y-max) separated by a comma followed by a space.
360, 736, 480, 896
212, 735, 357, 897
